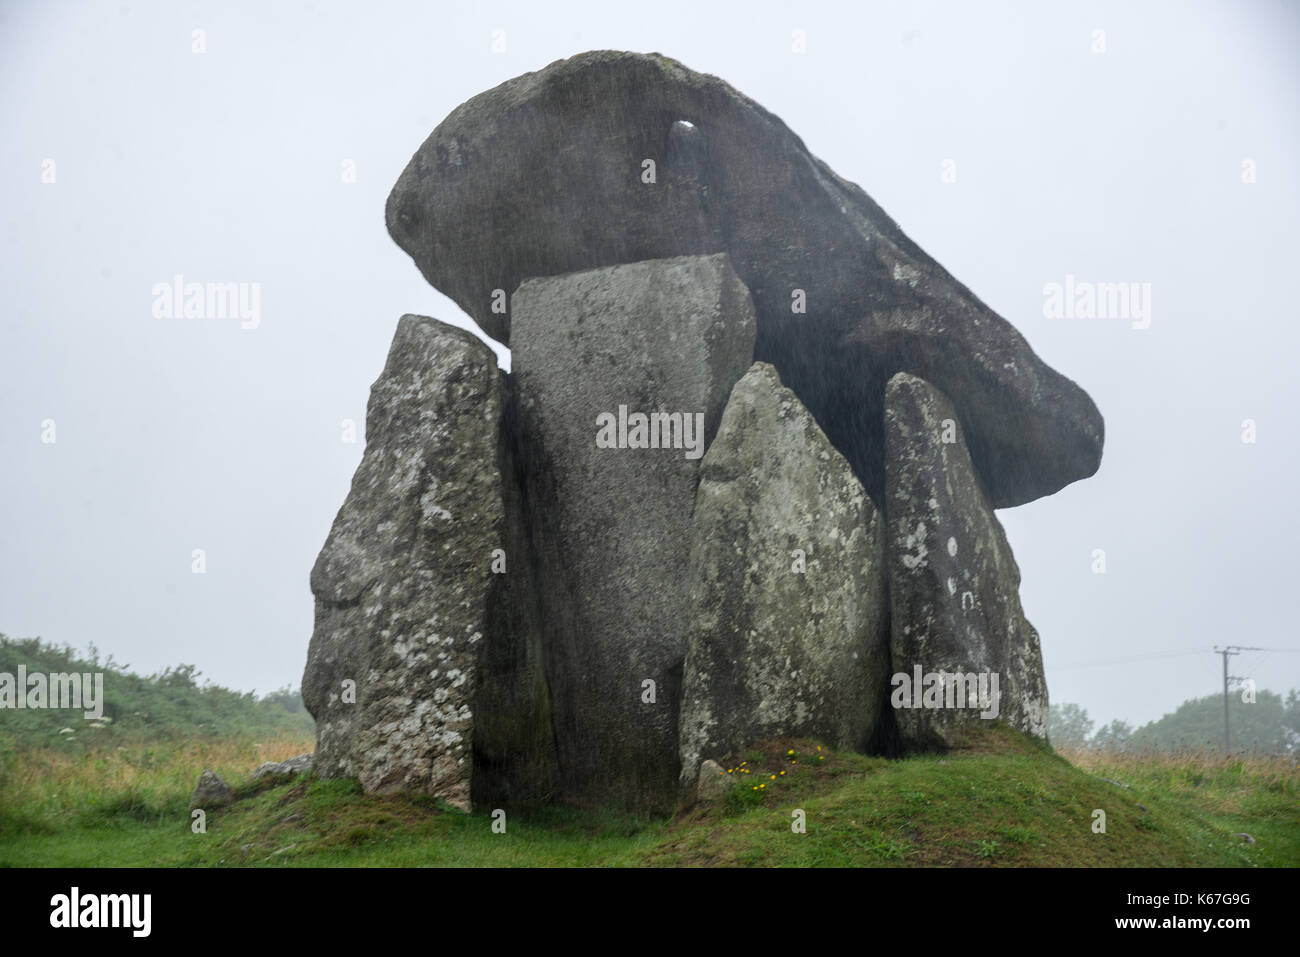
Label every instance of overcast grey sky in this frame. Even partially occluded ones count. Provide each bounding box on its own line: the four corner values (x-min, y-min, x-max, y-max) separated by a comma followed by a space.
2, 0, 1297, 730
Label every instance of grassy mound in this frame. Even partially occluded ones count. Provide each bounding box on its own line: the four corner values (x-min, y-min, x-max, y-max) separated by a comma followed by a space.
3, 724, 1293, 867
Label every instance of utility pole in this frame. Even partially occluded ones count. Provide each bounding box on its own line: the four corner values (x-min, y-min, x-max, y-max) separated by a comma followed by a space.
1213, 646, 1262, 754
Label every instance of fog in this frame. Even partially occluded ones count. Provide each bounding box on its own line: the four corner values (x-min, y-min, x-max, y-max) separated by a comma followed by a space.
2, 0, 1297, 728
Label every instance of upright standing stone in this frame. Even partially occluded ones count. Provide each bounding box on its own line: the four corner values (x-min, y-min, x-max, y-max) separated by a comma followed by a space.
679, 363, 889, 801
302, 315, 554, 811
512, 253, 756, 812
884, 372, 1049, 751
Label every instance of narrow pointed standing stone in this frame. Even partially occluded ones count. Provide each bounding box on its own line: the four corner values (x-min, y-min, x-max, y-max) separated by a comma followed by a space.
884, 372, 1049, 751
302, 315, 555, 810
679, 362, 889, 801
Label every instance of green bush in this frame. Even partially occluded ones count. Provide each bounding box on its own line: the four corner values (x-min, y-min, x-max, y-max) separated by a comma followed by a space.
0, 633, 313, 747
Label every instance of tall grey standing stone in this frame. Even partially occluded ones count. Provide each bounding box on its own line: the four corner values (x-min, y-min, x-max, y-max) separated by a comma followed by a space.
386, 49, 1103, 508
301, 315, 555, 811
679, 363, 889, 801
884, 372, 1049, 751
511, 253, 756, 812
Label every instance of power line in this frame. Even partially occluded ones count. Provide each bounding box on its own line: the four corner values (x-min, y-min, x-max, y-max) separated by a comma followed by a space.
1053, 646, 1300, 672
1052, 648, 1207, 671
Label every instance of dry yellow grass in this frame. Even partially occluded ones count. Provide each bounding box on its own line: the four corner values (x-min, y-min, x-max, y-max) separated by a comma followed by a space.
1059, 745, 1297, 775
1, 730, 316, 831
1056, 746, 1298, 816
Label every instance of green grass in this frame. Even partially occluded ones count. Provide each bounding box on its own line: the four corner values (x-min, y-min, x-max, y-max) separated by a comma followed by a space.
2, 725, 1294, 867
1059, 745, 1300, 865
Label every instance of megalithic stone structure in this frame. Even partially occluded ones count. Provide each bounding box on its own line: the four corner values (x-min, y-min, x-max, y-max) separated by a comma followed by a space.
302, 50, 1106, 816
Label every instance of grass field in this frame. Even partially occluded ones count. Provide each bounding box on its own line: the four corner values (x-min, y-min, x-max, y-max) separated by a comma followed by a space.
2, 725, 1294, 867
